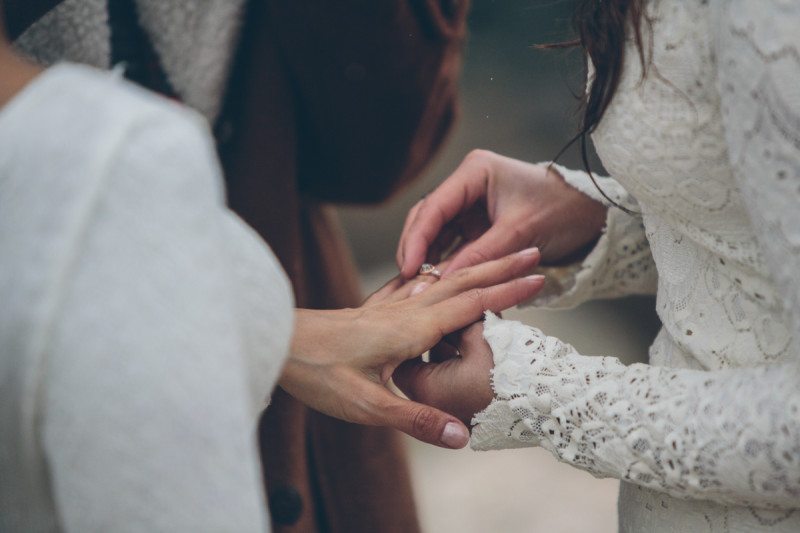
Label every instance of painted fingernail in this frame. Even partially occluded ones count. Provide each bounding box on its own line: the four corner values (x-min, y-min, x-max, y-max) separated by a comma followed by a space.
518, 247, 540, 256
526, 274, 546, 283
411, 282, 430, 296
440, 422, 469, 448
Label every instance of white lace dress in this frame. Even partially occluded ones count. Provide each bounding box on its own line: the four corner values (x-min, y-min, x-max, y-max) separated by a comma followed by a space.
470, 1, 800, 531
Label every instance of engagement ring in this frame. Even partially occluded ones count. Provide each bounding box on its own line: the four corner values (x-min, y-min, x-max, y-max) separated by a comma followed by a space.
418, 263, 442, 279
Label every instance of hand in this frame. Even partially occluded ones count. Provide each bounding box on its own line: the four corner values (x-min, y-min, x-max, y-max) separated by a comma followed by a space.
393, 323, 494, 426
362, 256, 458, 307
396, 150, 608, 278
279, 249, 543, 449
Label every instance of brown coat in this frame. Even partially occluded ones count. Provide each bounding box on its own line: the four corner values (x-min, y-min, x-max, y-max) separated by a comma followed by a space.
5, 1, 468, 531
219, 3, 468, 531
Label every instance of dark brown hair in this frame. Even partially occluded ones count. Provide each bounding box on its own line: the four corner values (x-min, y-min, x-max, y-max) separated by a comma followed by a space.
547, 0, 648, 212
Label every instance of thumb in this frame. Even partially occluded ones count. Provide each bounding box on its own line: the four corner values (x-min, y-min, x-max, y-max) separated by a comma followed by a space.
443, 222, 533, 274
375, 386, 469, 449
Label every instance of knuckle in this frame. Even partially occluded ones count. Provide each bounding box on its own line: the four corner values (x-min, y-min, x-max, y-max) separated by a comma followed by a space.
452, 264, 473, 279
466, 287, 487, 307
363, 393, 394, 421
447, 265, 474, 285
416, 202, 439, 229
464, 150, 496, 175
410, 407, 440, 436
509, 225, 529, 248
466, 148, 495, 163
431, 202, 450, 227
465, 248, 492, 267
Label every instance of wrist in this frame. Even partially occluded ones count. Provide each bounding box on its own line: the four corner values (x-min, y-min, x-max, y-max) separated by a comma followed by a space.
535, 163, 608, 265
287, 308, 357, 365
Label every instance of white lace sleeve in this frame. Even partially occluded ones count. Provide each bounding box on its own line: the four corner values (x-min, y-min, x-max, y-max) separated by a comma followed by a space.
531, 162, 657, 309
471, 312, 800, 509
471, 3, 800, 510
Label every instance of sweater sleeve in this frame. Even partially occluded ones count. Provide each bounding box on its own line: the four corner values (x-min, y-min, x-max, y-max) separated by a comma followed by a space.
530, 162, 657, 310
470, 2, 800, 510
40, 111, 275, 532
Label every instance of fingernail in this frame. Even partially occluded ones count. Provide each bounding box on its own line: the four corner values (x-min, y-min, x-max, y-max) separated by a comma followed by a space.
440, 422, 469, 448
526, 274, 546, 283
518, 247, 539, 256
411, 282, 430, 295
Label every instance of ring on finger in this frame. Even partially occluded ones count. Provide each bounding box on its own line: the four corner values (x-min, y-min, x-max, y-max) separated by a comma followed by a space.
418, 263, 442, 279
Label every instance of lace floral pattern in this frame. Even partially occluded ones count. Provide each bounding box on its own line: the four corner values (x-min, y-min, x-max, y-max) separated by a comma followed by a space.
472, 1, 800, 530
473, 313, 800, 509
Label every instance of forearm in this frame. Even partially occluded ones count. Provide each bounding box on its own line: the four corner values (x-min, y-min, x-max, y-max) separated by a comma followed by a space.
472, 314, 800, 509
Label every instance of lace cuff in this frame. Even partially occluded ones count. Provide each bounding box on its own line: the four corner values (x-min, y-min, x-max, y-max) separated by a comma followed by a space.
546, 162, 631, 208
529, 163, 657, 309
471, 312, 627, 457
471, 314, 800, 509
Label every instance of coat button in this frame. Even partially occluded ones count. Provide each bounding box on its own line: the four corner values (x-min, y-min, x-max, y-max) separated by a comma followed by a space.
269, 486, 303, 526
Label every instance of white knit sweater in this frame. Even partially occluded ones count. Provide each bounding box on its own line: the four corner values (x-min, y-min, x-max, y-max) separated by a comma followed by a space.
0, 64, 293, 532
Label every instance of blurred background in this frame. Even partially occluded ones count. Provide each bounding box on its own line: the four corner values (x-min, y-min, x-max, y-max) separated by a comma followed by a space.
339, 1, 661, 532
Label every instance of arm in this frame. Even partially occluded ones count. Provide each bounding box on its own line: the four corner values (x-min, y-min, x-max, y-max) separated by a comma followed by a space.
471, 313, 799, 509
41, 112, 273, 531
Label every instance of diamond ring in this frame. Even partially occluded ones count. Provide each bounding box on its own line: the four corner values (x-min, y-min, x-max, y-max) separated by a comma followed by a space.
418, 263, 442, 279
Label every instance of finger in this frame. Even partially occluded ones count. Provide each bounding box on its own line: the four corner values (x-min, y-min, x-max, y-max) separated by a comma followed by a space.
363, 275, 405, 307
429, 340, 459, 363
369, 382, 469, 449
435, 256, 454, 273
392, 358, 432, 401
429, 274, 546, 336
394, 358, 458, 408
394, 342, 493, 425
436, 238, 471, 265
410, 247, 541, 307
400, 159, 490, 279
428, 205, 491, 265
380, 279, 431, 304
396, 199, 424, 269
374, 272, 442, 306
442, 221, 534, 275
426, 222, 461, 265
452, 323, 491, 363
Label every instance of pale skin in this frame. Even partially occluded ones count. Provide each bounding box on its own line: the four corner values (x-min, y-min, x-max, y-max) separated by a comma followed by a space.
394, 149, 608, 423
284, 249, 544, 447
0, 23, 546, 449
